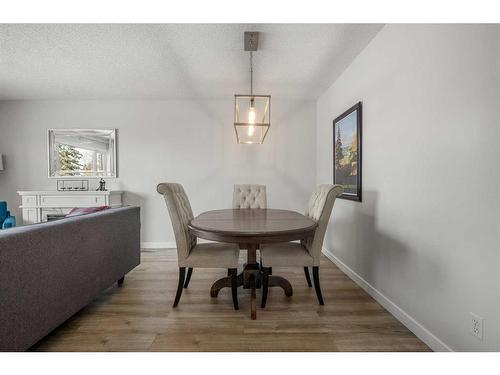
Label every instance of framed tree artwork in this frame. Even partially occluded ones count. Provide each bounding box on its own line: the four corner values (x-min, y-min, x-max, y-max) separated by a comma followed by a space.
333, 102, 362, 201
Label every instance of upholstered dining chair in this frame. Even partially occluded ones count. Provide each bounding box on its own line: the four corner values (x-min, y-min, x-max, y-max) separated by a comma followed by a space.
233, 184, 267, 209
157, 183, 240, 309
260, 184, 343, 307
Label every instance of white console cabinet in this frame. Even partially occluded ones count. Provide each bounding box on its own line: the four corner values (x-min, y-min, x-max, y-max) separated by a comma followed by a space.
18, 191, 123, 224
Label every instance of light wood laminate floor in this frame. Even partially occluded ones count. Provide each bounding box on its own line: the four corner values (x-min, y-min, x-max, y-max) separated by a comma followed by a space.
32, 249, 430, 352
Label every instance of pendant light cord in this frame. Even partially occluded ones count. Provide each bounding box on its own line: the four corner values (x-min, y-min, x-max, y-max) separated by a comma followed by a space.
250, 51, 253, 96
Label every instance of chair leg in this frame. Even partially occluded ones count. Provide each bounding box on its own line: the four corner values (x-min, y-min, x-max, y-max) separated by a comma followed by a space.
117, 276, 125, 286
261, 267, 270, 308
229, 268, 239, 310
173, 267, 186, 308
184, 267, 193, 288
304, 267, 312, 287
312, 266, 324, 305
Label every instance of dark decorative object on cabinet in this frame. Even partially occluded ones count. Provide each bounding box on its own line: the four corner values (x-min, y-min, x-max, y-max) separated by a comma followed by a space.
96, 178, 107, 191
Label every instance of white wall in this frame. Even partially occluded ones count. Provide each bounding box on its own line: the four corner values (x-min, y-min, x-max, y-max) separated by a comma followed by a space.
317, 24, 500, 351
0, 99, 316, 245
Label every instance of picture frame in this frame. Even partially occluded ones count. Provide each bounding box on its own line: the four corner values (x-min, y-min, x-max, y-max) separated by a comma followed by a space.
333, 102, 362, 201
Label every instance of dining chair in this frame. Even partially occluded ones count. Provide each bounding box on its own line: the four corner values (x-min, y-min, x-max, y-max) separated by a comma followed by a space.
259, 184, 343, 307
157, 182, 240, 309
232, 184, 267, 209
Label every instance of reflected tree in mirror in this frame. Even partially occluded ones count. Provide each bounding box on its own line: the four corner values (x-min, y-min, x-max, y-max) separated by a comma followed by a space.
58, 144, 83, 173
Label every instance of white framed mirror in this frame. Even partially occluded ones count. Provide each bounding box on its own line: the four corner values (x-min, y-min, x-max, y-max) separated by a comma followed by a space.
48, 129, 117, 178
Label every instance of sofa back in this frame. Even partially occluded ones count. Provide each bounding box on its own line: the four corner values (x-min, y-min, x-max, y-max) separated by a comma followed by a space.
0, 206, 141, 351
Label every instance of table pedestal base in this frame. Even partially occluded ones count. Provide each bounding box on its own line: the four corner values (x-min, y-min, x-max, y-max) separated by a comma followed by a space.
210, 273, 293, 298
210, 244, 293, 320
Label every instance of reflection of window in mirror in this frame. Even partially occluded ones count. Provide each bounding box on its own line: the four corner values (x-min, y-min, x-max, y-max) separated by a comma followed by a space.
48, 129, 117, 178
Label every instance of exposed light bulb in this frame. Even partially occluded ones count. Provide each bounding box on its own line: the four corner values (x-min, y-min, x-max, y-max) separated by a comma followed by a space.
247, 106, 256, 136
248, 107, 256, 124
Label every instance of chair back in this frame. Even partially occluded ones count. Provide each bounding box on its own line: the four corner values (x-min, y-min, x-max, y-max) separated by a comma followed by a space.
232, 184, 267, 209
157, 183, 196, 262
302, 184, 343, 265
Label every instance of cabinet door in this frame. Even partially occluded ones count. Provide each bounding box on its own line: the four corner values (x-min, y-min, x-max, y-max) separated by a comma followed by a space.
22, 195, 38, 207
23, 208, 39, 224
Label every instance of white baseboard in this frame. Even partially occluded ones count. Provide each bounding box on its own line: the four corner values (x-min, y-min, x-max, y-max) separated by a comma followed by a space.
322, 248, 452, 352
141, 242, 176, 249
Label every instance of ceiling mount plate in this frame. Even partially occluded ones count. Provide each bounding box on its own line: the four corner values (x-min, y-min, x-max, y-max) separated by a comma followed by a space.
244, 32, 259, 51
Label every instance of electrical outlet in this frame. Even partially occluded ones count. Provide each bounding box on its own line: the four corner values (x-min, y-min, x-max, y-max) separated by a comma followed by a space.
470, 313, 483, 340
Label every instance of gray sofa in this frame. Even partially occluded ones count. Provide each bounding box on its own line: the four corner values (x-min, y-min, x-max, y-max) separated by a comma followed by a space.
0, 206, 141, 351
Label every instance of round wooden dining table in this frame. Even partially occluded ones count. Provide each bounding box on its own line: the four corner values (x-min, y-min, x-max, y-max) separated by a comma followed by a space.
188, 209, 317, 319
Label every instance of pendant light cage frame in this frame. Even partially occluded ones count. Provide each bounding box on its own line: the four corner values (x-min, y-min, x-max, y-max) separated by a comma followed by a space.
234, 94, 271, 144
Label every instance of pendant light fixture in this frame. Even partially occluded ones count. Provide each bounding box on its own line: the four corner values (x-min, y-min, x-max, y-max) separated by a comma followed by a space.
234, 32, 271, 144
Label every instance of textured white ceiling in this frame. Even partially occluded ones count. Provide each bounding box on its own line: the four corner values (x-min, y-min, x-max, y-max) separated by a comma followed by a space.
0, 24, 383, 100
